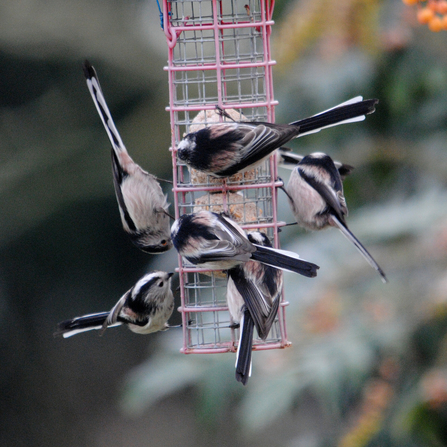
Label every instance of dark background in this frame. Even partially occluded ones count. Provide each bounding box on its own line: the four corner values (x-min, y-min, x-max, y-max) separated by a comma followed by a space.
1, 1, 447, 446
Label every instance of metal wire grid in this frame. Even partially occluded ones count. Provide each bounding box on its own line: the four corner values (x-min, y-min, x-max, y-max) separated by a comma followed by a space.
163, 0, 288, 354
183, 272, 284, 352
168, 0, 264, 28
175, 184, 274, 220
171, 67, 268, 109
171, 27, 265, 66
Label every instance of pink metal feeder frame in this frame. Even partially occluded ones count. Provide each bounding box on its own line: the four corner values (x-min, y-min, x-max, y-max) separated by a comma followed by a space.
163, 0, 290, 355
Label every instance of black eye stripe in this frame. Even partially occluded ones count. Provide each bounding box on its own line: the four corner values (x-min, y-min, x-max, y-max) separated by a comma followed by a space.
134, 277, 159, 297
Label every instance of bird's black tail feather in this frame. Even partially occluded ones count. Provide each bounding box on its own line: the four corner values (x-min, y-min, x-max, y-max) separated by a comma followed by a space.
251, 245, 319, 278
235, 308, 254, 386
289, 98, 378, 137
276, 148, 355, 180
329, 215, 388, 283
83, 60, 126, 155
54, 312, 116, 338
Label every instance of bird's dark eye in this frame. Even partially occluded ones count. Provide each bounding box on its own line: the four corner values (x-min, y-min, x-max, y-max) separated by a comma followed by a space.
161, 240, 167, 246
159, 282, 164, 287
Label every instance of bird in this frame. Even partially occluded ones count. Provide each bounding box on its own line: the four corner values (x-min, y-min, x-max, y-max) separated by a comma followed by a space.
83, 60, 172, 254
176, 96, 378, 177
227, 231, 283, 385
284, 152, 387, 283
54, 271, 175, 338
171, 210, 319, 277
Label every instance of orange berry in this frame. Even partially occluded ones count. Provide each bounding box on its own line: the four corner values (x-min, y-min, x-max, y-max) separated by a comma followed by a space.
402, 0, 418, 4
428, 15, 443, 31
417, 7, 435, 23
442, 14, 447, 29
428, 0, 438, 11
437, 0, 447, 13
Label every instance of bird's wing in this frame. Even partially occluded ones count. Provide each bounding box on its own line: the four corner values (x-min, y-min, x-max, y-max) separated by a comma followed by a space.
110, 149, 138, 231
217, 123, 300, 176
228, 267, 273, 340
105, 290, 131, 327
183, 213, 254, 264
188, 238, 250, 264
239, 124, 299, 160
298, 166, 347, 223
215, 214, 255, 250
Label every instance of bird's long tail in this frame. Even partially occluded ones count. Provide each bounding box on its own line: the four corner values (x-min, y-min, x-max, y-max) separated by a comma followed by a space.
276, 148, 355, 180
251, 245, 319, 278
275, 148, 304, 168
83, 60, 127, 156
330, 215, 388, 283
235, 308, 254, 386
289, 97, 378, 138
54, 312, 122, 338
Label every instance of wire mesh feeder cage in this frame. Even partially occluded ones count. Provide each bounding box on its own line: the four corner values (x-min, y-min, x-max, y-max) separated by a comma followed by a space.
162, 0, 290, 355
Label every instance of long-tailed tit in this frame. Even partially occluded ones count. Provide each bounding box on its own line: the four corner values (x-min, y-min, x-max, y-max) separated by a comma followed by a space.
83, 61, 172, 254
177, 97, 378, 177
285, 152, 387, 283
171, 210, 319, 277
276, 147, 354, 180
54, 271, 175, 338
227, 232, 283, 385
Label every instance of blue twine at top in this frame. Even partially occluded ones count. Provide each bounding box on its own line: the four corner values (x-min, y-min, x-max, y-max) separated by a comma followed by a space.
156, 0, 171, 30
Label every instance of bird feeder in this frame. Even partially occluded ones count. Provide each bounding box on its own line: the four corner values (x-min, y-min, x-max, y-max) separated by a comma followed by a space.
162, 0, 289, 354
